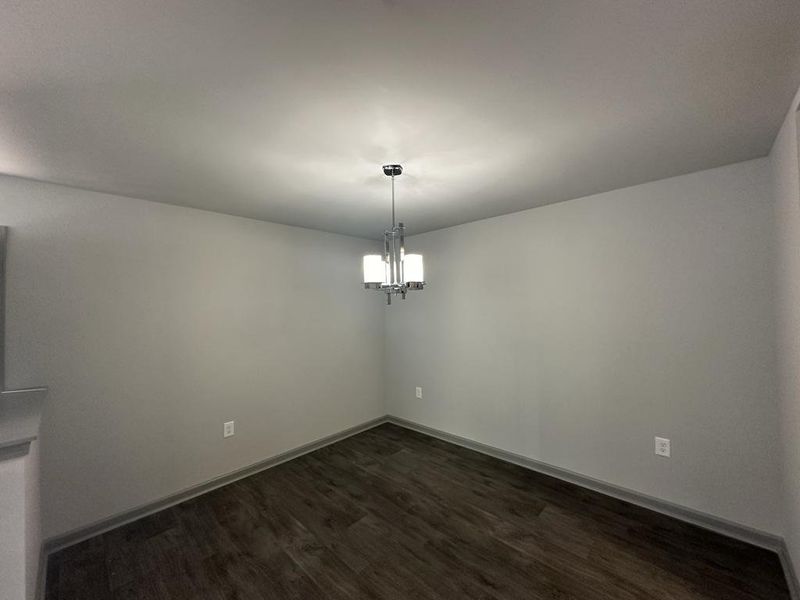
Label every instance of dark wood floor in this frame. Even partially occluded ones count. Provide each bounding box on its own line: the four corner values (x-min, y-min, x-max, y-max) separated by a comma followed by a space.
45, 423, 789, 599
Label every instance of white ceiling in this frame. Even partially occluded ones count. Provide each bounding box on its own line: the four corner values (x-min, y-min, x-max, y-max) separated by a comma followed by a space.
2, 1, 799, 238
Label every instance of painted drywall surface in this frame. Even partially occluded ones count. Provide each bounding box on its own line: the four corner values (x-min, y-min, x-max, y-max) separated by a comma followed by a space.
0, 175, 384, 539
385, 158, 781, 534
24, 441, 40, 600
771, 86, 800, 577
0, 454, 26, 599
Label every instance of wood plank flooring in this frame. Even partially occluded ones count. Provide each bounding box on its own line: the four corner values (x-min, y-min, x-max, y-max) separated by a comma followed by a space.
45, 423, 790, 599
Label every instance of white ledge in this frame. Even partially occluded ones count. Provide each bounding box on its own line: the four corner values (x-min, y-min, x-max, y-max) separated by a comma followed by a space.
0, 387, 48, 458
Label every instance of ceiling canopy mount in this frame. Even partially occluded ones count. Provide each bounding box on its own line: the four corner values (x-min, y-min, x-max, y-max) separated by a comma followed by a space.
382, 164, 403, 177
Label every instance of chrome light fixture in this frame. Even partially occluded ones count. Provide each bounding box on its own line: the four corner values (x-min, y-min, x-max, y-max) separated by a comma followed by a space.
363, 164, 425, 304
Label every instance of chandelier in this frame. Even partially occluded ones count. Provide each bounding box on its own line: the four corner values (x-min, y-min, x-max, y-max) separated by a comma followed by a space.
362, 164, 425, 304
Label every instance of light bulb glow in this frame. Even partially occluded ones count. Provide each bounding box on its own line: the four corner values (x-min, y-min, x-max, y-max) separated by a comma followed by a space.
363, 255, 386, 284
404, 254, 424, 283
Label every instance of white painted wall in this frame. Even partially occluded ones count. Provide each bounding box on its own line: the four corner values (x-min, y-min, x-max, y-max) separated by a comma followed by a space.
0, 454, 27, 599
0, 442, 38, 600
771, 85, 800, 578
24, 441, 40, 600
385, 158, 782, 534
0, 175, 385, 540
0, 139, 789, 558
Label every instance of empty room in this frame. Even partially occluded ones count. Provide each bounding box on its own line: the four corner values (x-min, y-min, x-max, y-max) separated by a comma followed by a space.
2, 1, 800, 599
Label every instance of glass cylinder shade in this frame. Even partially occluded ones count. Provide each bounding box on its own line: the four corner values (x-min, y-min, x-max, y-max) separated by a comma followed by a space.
404, 254, 424, 283
363, 254, 386, 284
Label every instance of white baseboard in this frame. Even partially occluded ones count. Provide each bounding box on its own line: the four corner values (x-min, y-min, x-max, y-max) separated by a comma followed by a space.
36, 415, 389, 599
386, 416, 780, 548
35, 414, 800, 600
386, 415, 799, 598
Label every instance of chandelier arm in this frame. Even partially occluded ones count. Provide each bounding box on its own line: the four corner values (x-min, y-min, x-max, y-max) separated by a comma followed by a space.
392, 229, 399, 285
388, 231, 394, 286
399, 222, 405, 285
384, 232, 391, 281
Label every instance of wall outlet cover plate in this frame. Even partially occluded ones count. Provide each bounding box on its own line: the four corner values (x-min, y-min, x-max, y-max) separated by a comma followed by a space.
655, 436, 670, 457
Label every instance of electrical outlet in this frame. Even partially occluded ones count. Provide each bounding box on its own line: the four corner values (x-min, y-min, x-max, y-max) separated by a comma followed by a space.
224, 421, 235, 438
655, 436, 670, 457
415, 386, 423, 399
